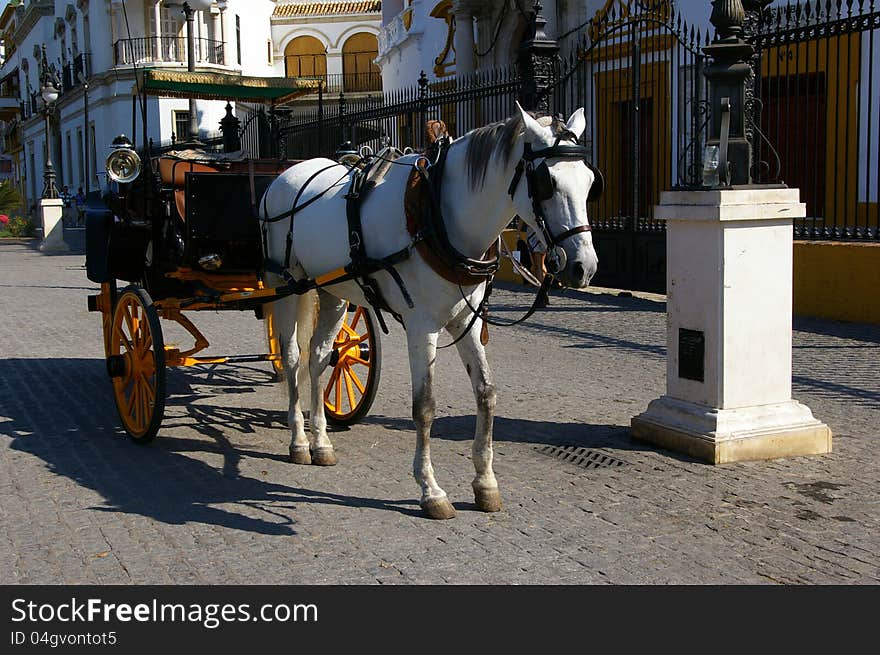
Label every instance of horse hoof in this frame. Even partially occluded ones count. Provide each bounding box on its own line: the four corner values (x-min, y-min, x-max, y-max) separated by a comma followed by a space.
289, 446, 312, 465
421, 497, 456, 520
474, 488, 503, 513
311, 447, 337, 466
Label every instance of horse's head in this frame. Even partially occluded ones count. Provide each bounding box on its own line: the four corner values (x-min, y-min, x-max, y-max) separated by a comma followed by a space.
510, 103, 600, 289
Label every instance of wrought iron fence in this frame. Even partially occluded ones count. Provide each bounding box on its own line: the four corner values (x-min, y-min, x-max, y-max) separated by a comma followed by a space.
751, 0, 880, 239
278, 67, 520, 160
278, 0, 878, 245
549, 2, 711, 233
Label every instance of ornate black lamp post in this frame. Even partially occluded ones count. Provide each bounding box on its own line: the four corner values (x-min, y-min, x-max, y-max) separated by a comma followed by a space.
517, 1, 559, 114
39, 45, 61, 199
703, 0, 755, 186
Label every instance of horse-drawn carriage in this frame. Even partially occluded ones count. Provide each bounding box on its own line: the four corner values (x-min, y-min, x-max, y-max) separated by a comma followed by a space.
87, 67, 603, 518
86, 70, 381, 443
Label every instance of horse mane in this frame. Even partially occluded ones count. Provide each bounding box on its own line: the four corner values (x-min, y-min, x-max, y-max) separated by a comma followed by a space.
461, 111, 565, 191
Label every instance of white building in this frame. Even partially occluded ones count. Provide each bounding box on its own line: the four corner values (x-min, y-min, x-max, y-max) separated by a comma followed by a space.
271, 0, 382, 94
0, 0, 277, 212
376, 1, 713, 91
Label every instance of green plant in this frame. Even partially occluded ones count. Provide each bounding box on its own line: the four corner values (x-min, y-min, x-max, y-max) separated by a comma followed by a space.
0, 180, 22, 216
3, 214, 36, 237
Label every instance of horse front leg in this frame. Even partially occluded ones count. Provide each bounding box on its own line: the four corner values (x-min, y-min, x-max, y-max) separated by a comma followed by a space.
447, 311, 501, 512
306, 291, 348, 466
408, 327, 456, 520
273, 296, 310, 465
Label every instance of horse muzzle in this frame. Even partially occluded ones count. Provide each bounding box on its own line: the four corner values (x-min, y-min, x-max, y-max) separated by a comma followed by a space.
559, 255, 597, 289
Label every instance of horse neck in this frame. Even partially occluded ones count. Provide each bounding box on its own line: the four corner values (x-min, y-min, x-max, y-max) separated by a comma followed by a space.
439, 137, 521, 259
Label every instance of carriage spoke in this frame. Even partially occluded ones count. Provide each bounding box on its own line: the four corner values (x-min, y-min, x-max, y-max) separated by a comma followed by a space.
347, 365, 365, 394
323, 366, 341, 411
349, 306, 363, 332
343, 368, 357, 411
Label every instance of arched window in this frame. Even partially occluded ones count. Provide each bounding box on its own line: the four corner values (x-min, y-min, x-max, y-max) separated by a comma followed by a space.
342, 33, 380, 92
284, 36, 326, 81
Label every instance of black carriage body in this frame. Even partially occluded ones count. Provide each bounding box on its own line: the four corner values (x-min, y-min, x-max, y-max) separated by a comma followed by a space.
183, 172, 276, 274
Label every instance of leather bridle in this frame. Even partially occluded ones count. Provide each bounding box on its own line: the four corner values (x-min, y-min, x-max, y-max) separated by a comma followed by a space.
507, 132, 604, 274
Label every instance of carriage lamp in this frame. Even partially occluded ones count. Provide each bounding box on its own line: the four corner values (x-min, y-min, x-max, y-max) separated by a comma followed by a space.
106, 136, 142, 185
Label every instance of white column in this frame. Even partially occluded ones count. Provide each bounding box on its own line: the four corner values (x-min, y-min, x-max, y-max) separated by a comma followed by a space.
631, 188, 831, 464
153, 0, 162, 62
39, 198, 69, 253
453, 8, 476, 77
211, 9, 222, 64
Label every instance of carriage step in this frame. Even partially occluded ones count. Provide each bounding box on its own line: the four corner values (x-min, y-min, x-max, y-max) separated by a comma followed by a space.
535, 445, 626, 470
87, 294, 99, 312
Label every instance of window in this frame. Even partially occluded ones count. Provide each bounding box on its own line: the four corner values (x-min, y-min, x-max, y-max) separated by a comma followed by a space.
284, 36, 326, 80
76, 128, 84, 188
267, 40, 273, 65
173, 110, 190, 141
342, 33, 380, 92
89, 123, 97, 189
65, 131, 72, 185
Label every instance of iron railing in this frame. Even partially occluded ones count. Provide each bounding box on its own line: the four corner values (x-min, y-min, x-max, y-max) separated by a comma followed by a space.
113, 37, 224, 67
278, 67, 519, 160
278, 0, 878, 244
751, 0, 880, 240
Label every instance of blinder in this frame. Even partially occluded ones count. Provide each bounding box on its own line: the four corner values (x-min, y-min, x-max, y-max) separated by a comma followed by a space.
521, 149, 604, 204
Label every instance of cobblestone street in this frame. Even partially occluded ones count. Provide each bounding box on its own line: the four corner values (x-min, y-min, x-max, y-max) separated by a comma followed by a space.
1, 235, 878, 584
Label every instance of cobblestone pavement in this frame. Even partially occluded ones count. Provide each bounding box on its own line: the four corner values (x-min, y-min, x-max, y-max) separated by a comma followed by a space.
1, 234, 878, 584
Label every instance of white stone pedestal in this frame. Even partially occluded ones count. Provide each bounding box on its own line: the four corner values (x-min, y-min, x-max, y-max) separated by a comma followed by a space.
38, 198, 69, 253
631, 188, 831, 464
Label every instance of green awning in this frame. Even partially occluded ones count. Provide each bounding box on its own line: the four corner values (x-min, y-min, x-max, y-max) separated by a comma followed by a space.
136, 69, 319, 104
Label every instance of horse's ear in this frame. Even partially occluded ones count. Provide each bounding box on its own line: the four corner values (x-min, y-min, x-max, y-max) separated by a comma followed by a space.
515, 101, 544, 141
564, 108, 586, 140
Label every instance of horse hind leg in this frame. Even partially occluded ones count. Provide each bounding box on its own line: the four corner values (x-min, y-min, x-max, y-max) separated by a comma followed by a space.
448, 312, 501, 512
273, 296, 311, 465
306, 291, 348, 466
408, 327, 456, 520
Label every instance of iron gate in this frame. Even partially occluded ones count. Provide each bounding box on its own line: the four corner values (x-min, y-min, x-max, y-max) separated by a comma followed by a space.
550, 0, 710, 293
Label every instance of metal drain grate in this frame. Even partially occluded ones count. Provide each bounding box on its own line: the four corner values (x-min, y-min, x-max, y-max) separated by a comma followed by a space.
535, 445, 626, 470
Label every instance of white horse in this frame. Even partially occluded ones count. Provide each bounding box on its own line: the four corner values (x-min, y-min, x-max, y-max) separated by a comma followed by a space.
262, 103, 599, 519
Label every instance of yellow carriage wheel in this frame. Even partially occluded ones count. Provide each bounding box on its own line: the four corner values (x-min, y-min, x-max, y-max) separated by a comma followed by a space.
324, 304, 382, 427
106, 285, 166, 443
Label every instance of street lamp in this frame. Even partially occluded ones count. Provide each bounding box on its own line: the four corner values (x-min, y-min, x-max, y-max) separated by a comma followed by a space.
163, 0, 213, 144
39, 46, 61, 199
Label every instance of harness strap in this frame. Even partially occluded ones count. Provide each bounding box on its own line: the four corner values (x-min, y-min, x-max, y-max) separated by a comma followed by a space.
550, 224, 592, 244
344, 163, 414, 333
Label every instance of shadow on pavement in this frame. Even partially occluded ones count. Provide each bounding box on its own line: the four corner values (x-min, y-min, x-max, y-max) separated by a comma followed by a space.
361, 413, 675, 459
0, 358, 424, 535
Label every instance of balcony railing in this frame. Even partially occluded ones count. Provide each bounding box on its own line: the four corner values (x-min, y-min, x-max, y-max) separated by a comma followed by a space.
114, 37, 224, 67
62, 54, 92, 93
299, 72, 382, 95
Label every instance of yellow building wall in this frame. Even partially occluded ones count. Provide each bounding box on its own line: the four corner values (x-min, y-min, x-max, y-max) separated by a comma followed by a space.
793, 241, 880, 324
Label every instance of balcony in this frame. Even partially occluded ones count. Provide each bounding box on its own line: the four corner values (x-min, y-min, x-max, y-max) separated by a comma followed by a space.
0, 72, 20, 121
318, 72, 382, 94
114, 37, 224, 68
61, 54, 92, 92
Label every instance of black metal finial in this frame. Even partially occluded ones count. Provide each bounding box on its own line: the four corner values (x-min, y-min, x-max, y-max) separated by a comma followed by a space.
527, 1, 550, 42
710, 0, 746, 42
